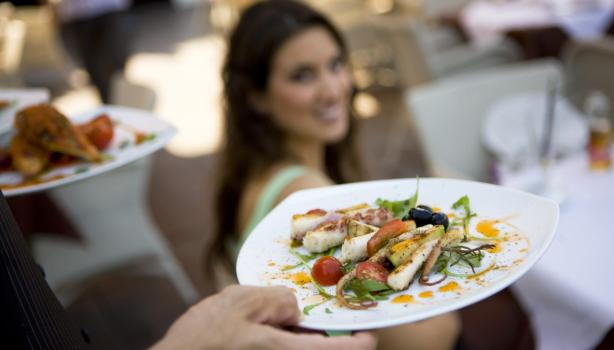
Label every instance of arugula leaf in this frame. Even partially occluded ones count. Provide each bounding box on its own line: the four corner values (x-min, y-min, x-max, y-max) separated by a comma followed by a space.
325, 308, 333, 314
452, 195, 470, 213
376, 198, 411, 219
283, 250, 334, 271
451, 195, 476, 241
119, 140, 130, 149
408, 177, 420, 210
347, 278, 390, 303
303, 300, 327, 315
436, 244, 487, 277
74, 167, 89, 174
359, 279, 390, 293
376, 177, 420, 219
341, 261, 355, 275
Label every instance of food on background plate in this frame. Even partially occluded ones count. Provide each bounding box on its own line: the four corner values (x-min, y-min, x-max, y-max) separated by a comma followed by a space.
0, 100, 13, 110
2, 104, 113, 177
285, 183, 498, 313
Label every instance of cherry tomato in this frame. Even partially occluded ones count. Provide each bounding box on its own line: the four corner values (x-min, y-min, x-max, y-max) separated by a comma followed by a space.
78, 114, 114, 150
367, 219, 414, 256
311, 256, 343, 286
355, 261, 388, 283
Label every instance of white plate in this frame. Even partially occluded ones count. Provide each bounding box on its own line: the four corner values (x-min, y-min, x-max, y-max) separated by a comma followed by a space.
236, 178, 559, 331
0, 105, 176, 197
0, 88, 50, 134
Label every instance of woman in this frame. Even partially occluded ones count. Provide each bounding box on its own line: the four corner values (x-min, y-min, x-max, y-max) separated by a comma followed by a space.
209, 1, 460, 349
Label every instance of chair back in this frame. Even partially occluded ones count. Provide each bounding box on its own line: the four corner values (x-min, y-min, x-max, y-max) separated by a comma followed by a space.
408, 59, 562, 181
0, 3, 25, 74
564, 38, 614, 123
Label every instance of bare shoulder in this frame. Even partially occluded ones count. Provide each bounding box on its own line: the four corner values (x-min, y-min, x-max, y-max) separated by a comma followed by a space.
276, 169, 333, 205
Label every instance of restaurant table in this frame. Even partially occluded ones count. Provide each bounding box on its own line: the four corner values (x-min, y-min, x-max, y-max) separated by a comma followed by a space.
457, 0, 614, 59
500, 149, 614, 350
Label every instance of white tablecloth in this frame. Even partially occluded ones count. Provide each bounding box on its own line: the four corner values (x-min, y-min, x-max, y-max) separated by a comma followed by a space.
502, 150, 614, 350
460, 0, 614, 45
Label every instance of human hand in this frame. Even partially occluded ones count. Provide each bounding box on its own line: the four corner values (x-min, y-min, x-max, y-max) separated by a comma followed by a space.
150, 285, 377, 350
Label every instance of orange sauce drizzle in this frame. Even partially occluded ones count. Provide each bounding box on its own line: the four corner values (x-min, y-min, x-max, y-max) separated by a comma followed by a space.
289, 272, 311, 286
476, 220, 500, 237
468, 263, 496, 279
391, 294, 414, 304
487, 243, 502, 254
438, 282, 459, 292
419, 291, 434, 299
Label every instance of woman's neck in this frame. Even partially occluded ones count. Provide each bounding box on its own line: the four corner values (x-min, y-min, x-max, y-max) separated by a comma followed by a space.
285, 137, 325, 172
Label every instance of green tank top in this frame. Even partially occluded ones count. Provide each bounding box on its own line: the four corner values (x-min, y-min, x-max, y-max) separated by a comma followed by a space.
227, 165, 308, 261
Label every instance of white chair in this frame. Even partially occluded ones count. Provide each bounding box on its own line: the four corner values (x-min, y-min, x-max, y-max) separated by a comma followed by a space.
33, 76, 198, 305
564, 38, 614, 124
408, 59, 562, 181
0, 2, 25, 84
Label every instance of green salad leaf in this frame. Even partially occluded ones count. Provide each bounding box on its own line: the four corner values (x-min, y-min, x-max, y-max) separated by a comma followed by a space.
346, 278, 391, 303
451, 195, 476, 241
376, 177, 420, 219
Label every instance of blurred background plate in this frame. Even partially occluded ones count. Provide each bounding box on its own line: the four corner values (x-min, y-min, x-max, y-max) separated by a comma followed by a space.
0, 88, 50, 134
0, 105, 176, 197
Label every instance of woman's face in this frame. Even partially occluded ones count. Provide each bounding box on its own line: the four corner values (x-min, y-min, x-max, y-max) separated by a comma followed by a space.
256, 26, 352, 145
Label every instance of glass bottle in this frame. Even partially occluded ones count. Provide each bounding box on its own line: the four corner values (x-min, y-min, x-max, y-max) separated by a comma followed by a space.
585, 91, 612, 171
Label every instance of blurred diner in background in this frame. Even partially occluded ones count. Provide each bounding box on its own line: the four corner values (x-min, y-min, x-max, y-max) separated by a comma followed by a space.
1, 0, 613, 349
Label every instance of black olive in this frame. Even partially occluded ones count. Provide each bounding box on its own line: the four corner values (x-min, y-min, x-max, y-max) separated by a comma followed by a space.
409, 207, 432, 227
431, 212, 449, 230
417, 204, 433, 213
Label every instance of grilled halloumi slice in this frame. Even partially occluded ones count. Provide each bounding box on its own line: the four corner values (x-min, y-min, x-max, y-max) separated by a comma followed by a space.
387, 240, 438, 291
303, 221, 347, 253
291, 209, 341, 242
340, 231, 376, 263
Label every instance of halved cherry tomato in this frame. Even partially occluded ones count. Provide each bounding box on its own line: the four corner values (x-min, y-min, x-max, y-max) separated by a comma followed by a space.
78, 114, 114, 150
355, 261, 388, 283
311, 256, 343, 286
367, 219, 414, 256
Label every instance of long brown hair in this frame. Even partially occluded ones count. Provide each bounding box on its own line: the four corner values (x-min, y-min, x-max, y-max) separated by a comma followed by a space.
206, 0, 363, 281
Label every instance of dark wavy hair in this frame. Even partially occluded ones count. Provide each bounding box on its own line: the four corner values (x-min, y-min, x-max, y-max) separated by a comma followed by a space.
206, 0, 363, 282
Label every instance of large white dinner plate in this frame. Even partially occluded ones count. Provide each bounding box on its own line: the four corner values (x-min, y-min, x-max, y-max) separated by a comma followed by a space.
0, 88, 50, 134
0, 105, 176, 197
237, 178, 559, 331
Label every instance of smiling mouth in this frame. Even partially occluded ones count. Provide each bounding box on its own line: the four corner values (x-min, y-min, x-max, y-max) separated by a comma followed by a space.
315, 104, 344, 122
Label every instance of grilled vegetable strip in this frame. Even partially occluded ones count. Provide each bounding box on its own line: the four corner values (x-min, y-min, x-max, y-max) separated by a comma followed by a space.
388, 225, 444, 267
387, 240, 438, 291
340, 231, 376, 263
347, 220, 378, 238
366, 220, 415, 256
